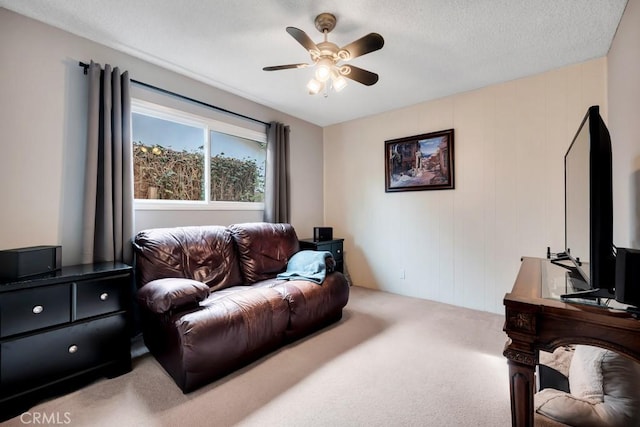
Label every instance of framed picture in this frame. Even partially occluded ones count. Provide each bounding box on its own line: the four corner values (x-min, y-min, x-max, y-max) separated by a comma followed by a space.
385, 129, 455, 192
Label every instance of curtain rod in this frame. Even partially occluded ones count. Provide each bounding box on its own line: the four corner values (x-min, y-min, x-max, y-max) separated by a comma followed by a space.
79, 62, 270, 127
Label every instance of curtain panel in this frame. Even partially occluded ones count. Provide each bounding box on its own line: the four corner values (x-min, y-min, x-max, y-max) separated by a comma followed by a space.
81, 61, 134, 264
264, 122, 290, 223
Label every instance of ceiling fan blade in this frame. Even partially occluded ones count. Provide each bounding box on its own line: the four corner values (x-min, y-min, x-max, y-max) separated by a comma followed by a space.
263, 63, 309, 71
340, 65, 379, 86
286, 27, 319, 53
341, 33, 384, 60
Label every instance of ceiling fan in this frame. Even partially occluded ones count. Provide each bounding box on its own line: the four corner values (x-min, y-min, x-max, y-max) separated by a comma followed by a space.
263, 13, 384, 95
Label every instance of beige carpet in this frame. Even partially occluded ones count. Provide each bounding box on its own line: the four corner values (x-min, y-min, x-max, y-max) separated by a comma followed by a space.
2, 286, 511, 427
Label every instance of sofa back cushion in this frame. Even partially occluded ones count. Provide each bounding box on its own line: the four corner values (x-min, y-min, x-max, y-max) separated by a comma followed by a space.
133, 225, 243, 291
229, 222, 300, 284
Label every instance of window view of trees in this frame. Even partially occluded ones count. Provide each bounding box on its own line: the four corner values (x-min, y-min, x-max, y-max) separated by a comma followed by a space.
210, 130, 265, 203
133, 141, 204, 200
131, 107, 266, 204
210, 155, 264, 202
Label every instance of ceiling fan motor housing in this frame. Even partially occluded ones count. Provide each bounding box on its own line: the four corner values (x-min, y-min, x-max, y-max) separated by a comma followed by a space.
311, 41, 347, 62
314, 13, 337, 34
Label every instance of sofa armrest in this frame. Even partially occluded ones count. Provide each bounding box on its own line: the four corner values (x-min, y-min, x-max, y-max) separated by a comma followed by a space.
137, 278, 210, 314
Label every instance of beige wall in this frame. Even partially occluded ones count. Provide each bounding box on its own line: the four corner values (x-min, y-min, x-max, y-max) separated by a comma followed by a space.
2, 5, 636, 315
324, 59, 607, 314
0, 8, 324, 265
608, 0, 640, 248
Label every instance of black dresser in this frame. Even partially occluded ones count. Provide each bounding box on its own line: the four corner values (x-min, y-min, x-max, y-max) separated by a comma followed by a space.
0, 262, 133, 420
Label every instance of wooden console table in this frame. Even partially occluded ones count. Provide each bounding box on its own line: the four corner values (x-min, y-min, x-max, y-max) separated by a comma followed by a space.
503, 257, 640, 427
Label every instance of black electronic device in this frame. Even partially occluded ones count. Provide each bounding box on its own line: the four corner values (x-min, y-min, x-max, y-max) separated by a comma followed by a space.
313, 227, 333, 242
561, 106, 616, 300
0, 245, 62, 280
615, 247, 640, 308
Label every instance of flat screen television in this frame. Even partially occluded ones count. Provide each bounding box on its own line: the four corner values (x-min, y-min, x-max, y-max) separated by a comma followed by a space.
561, 105, 616, 299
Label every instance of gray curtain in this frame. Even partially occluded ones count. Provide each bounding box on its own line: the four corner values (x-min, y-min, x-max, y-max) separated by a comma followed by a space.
81, 61, 134, 264
264, 122, 290, 223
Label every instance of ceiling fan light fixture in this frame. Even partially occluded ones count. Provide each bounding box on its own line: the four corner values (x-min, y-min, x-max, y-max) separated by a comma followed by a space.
332, 73, 347, 92
263, 12, 384, 96
307, 78, 324, 95
315, 58, 333, 82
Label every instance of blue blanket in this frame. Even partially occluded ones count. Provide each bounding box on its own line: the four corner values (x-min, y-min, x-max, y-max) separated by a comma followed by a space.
277, 250, 334, 284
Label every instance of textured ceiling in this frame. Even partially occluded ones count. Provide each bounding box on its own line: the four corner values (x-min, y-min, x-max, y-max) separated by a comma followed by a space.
0, 0, 628, 126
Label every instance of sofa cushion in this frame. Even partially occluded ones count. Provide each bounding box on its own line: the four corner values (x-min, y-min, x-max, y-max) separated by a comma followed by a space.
133, 225, 243, 291
176, 286, 290, 378
137, 278, 210, 314
229, 222, 300, 283
269, 274, 349, 338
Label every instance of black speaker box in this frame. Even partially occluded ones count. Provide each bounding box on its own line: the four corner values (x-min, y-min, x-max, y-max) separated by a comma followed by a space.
313, 227, 333, 242
615, 247, 640, 307
0, 245, 62, 280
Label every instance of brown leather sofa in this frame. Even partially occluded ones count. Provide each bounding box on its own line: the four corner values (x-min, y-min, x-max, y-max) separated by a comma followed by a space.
133, 222, 349, 392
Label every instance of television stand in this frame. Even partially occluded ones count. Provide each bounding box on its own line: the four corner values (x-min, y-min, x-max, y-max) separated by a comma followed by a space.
503, 257, 640, 427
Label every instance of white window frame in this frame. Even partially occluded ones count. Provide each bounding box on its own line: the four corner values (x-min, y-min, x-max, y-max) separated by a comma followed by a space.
132, 99, 266, 211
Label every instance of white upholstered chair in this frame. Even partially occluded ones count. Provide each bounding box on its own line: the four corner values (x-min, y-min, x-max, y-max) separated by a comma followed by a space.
535, 345, 640, 427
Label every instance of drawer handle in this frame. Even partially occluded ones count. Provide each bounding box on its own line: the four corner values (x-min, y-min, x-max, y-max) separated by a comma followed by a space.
68, 345, 78, 354
100, 292, 109, 301
32, 305, 44, 314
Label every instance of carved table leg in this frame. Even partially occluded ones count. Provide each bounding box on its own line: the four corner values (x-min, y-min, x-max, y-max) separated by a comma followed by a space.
504, 342, 537, 427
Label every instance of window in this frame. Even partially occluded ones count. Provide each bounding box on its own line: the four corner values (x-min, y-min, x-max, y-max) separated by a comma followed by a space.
210, 131, 265, 202
132, 113, 205, 201
131, 100, 266, 210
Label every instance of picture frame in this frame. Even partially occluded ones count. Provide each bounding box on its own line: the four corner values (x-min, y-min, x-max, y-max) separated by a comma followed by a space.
385, 129, 455, 192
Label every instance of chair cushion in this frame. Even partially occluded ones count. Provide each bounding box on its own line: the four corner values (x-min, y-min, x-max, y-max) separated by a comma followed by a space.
535, 345, 640, 427
569, 345, 606, 402
535, 388, 605, 427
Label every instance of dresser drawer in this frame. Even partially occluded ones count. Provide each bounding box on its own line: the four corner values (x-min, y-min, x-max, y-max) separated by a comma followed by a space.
0, 313, 129, 397
76, 275, 129, 320
0, 284, 71, 338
